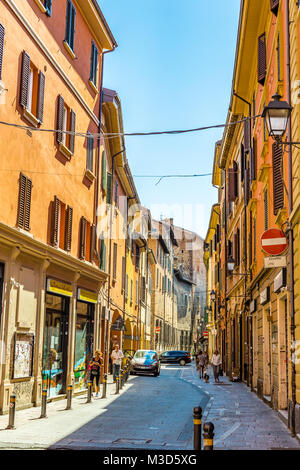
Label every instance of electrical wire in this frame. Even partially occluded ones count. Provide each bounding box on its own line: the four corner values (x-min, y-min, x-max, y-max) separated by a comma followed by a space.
0, 113, 262, 140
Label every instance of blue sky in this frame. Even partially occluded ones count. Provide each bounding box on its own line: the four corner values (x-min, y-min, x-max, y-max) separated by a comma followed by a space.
99, 1, 240, 239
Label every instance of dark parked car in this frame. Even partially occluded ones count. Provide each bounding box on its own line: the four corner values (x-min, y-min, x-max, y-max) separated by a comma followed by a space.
130, 350, 160, 376
159, 350, 191, 366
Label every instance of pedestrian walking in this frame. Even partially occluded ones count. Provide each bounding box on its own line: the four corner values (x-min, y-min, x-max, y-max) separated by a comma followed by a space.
197, 351, 206, 379
111, 344, 124, 383
89, 350, 103, 397
211, 349, 222, 383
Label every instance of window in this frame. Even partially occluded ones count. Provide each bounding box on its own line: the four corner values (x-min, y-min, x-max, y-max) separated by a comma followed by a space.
121, 257, 126, 292
79, 217, 96, 262
20, 51, 45, 124
272, 142, 284, 215
17, 173, 32, 231
113, 243, 117, 280
90, 41, 99, 87
258, 33, 267, 85
136, 245, 140, 269
86, 133, 94, 173
125, 274, 128, 299
100, 237, 106, 271
114, 179, 119, 207
56, 95, 76, 155
65, 0, 76, 52
156, 268, 159, 288
101, 151, 107, 192
107, 173, 112, 204
50, 196, 73, 251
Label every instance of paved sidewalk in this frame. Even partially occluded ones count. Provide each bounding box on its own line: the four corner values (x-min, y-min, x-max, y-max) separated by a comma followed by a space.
0, 377, 130, 449
180, 364, 300, 450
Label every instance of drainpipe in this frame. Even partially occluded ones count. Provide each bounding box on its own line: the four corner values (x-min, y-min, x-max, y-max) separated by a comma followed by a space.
285, 0, 296, 437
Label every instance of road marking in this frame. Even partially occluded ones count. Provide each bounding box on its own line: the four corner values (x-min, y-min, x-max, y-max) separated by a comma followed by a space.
214, 422, 241, 444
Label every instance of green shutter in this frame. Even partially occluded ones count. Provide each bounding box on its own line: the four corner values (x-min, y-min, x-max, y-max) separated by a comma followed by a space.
101, 151, 107, 191
107, 173, 112, 204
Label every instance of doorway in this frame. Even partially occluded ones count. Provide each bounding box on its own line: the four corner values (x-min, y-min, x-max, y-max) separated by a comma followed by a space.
42, 294, 69, 397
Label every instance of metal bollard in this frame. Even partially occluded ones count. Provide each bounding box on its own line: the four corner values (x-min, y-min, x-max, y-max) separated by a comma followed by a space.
115, 375, 119, 395
124, 366, 128, 382
6, 394, 16, 429
203, 422, 214, 450
87, 380, 92, 403
65, 384, 72, 410
193, 406, 202, 450
39, 389, 48, 419
120, 369, 123, 389
101, 373, 107, 399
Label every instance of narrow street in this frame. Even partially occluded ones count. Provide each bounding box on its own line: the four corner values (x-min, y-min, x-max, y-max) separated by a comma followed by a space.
0, 363, 298, 450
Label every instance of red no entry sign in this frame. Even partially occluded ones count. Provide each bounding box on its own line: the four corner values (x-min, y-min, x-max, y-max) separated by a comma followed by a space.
203, 331, 208, 338
155, 326, 160, 333
261, 228, 288, 256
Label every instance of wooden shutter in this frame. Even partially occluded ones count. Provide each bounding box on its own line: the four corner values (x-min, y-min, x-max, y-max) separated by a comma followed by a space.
64, 206, 73, 251
249, 211, 253, 267
250, 137, 257, 183
113, 243, 117, 279
272, 142, 284, 215
52, 196, 60, 246
87, 134, 94, 171
122, 257, 126, 291
101, 151, 107, 191
270, 0, 279, 14
57, 95, 64, 143
114, 179, 118, 206
79, 216, 86, 259
24, 178, 32, 231
228, 168, 235, 202
245, 164, 250, 206
240, 143, 245, 182
37, 71, 45, 123
244, 118, 251, 153
69, 109, 76, 154
258, 33, 267, 85
89, 223, 96, 261
20, 51, 30, 108
233, 161, 238, 198
107, 173, 112, 204
0, 23, 5, 81
17, 173, 27, 228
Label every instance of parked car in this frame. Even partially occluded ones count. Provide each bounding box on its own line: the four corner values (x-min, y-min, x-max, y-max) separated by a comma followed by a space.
159, 350, 191, 366
130, 350, 160, 377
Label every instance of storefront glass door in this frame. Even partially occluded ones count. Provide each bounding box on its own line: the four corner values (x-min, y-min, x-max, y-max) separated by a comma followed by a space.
42, 295, 69, 397
74, 302, 94, 391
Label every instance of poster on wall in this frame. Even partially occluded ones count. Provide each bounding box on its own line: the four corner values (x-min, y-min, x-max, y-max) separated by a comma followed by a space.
13, 333, 34, 379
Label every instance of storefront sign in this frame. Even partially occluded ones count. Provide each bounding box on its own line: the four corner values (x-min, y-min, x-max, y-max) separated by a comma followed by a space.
260, 286, 270, 305
77, 288, 97, 304
274, 268, 287, 293
264, 256, 286, 269
47, 278, 72, 297
250, 299, 257, 313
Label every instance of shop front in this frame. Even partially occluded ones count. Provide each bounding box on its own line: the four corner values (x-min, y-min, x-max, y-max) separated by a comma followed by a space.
74, 288, 97, 391
42, 278, 72, 398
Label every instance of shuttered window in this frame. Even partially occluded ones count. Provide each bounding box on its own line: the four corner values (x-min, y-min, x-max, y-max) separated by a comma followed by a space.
245, 163, 251, 205
228, 168, 236, 202
107, 173, 112, 204
264, 189, 269, 230
130, 279, 133, 302
235, 228, 240, 266
20, 51, 45, 123
253, 218, 256, 261
100, 236, 106, 271
79, 218, 95, 262
136, 245, 140, 269
56, 95, 75, 153
101, 151, 107, 191
51, 196, 60, 246
233, 161, 238, 199
113, 243, 117, 280
64, 206, 73, 251
272, 142, 284, 215
90, 41, 99, 86
17, 173, 32, 231
0, 23, 5, 81
79, 217, 87, 260
125, 274, 128, 299
240, 143, 245, 182
249, 211, 253, 267
86, 133, 94, 172
114, 179, 119, 207
258, 33, 267, 85
65, 0, 76, 52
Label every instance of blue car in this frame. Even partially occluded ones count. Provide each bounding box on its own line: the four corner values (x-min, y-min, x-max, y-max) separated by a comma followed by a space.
130, 350, 160, 377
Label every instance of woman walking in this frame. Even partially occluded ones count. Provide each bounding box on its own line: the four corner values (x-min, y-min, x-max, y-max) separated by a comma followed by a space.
89, 350, 103, 397
211, 349, 221, 383
198, 351, 206, 379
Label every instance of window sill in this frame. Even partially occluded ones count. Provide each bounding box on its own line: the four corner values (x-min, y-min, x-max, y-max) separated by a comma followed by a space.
34, 0, 46, 13
275, 207, 287, 227
63, 41, 76, 60
84, 168, 96, 182
59, 142, 73, 160
88, 80, 99, 94
23, 108, 40, 127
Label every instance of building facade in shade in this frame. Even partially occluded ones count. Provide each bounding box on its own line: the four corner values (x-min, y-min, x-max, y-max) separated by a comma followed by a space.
173, 224, 207, 353
0, 0, 117, 411
205, 0, 300, 434
173, 266, 194, 352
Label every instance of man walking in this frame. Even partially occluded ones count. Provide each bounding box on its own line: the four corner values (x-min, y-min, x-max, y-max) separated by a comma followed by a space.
111, 344, 124, 383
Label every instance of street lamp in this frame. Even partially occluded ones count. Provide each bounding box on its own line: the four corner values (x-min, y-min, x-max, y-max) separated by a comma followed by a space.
210, 290, 216, 302
262, 93, 292, 140
227, 255, 235, 273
